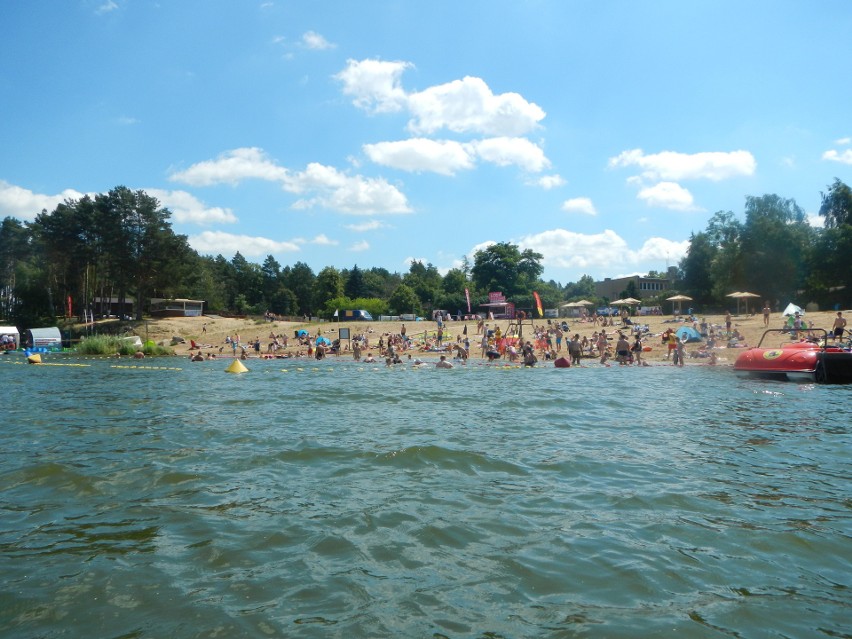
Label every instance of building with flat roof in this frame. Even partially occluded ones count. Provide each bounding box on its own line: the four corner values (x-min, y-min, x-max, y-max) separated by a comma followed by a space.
594, 275, 671, 301
149, 298, 205, 317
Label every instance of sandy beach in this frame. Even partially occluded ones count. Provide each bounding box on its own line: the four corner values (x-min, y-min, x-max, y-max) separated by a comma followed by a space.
141, 308, 848, 365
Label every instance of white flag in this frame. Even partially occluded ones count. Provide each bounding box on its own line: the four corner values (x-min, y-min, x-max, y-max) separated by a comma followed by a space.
333, 309, 339, 317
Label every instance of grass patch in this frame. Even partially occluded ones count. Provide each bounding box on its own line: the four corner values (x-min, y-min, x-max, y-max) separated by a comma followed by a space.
76, 335, 174, 356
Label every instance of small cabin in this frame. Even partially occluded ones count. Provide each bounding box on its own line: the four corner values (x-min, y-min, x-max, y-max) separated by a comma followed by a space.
27, 327, 63, 351
0, 325, 20, 351
150, 298, 205, 317
92, 296, 134, 319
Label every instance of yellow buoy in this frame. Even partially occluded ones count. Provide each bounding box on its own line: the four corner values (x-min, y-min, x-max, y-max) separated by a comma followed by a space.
225, 359, 248, 374
27, 353, 42, 364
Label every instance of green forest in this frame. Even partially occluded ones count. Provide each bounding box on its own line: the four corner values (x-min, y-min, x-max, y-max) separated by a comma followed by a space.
1, 180, 850, 328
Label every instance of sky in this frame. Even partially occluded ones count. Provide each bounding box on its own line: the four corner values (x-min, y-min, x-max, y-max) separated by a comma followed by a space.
2, 1, 851, 284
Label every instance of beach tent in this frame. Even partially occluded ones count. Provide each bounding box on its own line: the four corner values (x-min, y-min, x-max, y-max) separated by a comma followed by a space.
26, 327, 62, 351
782, 303, 804, 317
675, 326, 703, 343
316, 336, 331, 346
0, 326, 20, 351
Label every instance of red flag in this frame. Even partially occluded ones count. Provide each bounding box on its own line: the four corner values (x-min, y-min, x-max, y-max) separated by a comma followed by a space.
67, 296, 72, 318
533, 291, 543, 318
465, 288, 471, 313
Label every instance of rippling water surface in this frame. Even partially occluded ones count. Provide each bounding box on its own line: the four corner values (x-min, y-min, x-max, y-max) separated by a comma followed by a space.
1, 356, 850, 638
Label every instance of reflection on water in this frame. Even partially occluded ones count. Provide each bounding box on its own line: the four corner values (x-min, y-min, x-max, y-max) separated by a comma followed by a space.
1, 356, 850, 638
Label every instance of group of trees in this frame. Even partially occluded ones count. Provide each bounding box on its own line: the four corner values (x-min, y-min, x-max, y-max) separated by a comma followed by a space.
1, 180, 850, 328
678, 180, 852, 310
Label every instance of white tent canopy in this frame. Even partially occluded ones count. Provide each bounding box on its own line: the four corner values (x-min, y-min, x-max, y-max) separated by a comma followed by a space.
782, 303, 804, 316
0, 325, 20, 350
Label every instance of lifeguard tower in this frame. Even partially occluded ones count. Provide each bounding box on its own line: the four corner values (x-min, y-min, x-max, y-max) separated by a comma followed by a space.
480, 292, 535, 340
505, 311, 535, 341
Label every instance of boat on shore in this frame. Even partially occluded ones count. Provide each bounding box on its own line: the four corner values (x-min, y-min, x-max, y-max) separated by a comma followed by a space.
733, 329, 852, 383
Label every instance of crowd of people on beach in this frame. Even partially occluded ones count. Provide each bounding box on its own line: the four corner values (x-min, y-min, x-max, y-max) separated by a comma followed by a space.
181, 305, 849, 369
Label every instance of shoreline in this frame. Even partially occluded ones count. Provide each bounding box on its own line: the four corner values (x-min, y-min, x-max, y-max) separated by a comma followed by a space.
135, 308, 848, 366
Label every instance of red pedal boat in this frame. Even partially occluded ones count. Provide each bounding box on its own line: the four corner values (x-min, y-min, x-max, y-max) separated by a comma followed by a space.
733, 329, 852, 383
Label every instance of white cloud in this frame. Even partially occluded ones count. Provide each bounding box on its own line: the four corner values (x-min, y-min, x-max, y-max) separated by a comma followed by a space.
170, 147, 288, 186
364, 136, 550, 175
286, 163, 411, 215
335, 58, 412, 114
636, 236, 691, 261
406, 76, 545, 137
518, 229, 629, 269
834, 137, 851, 145
806, 213, 825, 228
350, 240, 370, 252
609, 148, 756, 182
302, 31, 335, 50
517, 228, 689, 270
292, 233, 338, 246
364, 139, 474, 175
637, 181, 699, 211
95, 1, 118, 14
471, 137, 550, 173
171, 148, 411, 215
146, 189, 237, 225
188, 230, 300, 257
822, 149, 852, 165
312, 233, 337, 245
336, 58, 545, 137
534, 174, 566, 190
0, 181, 86, 221
561, 197, 597, 216
345, 219, 388, 232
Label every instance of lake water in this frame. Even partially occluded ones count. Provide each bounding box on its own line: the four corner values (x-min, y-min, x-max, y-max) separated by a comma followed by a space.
1, 355, 850, 638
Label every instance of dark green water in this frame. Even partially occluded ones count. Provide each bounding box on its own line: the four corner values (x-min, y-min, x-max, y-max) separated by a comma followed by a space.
1, 356, 850, 638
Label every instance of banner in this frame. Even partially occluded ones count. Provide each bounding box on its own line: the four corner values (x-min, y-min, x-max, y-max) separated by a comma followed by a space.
533, 291, 543, 318
465, 288, 471, 313
67, 295, 72, 318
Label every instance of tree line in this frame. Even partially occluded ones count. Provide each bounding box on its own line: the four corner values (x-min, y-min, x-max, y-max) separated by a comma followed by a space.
679, 180, 851, 311
0, 181, 850, 328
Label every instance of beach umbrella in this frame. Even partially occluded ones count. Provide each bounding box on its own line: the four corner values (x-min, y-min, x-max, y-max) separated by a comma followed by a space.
738, 291, 760, 314
666, 294, 693, 315
726, 291, 759, 314
725, 292, 743, 314
621, 297, 641, 305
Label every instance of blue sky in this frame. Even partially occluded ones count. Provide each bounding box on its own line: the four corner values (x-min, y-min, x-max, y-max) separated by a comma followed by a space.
2, 1, 851, 283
